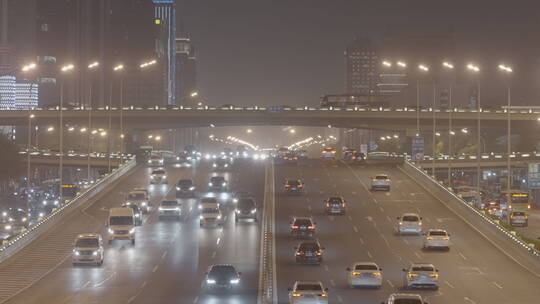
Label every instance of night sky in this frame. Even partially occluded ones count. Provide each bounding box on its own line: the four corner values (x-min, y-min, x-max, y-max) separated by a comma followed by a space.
178, 0, 540, 107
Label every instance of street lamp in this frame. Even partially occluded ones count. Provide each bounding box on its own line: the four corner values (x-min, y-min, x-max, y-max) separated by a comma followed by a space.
499, 64, 513, 208
467, 63, 481, 203
382, 60, 392, 67
190, 91, 199, 98
247, 128, 253, 134
113, 64, 125, 166
442, 61, 455, 185
59, 64, 74, 202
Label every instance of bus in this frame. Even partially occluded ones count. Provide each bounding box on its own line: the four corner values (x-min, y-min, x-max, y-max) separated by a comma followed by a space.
500, 190, 531, 211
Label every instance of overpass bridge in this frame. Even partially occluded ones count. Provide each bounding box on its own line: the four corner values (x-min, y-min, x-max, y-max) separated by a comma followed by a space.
1, 106, 539, 131
19, 150, 127, 168
417, 152, 539, 169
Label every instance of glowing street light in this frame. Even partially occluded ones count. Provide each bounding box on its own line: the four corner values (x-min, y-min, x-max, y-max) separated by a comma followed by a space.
140, 59, 157, 69
88, 61, 99, 69
461, 128, 469, 134
190, 91, 199, 98
113, 64, 124, 71
418, 64, 429, 72
247, 128, 253, 134
289, 129, 296, 134
498, 64, 513, 73
397, 61, 407, 68
443, 62, 454, 69
22, 63, 37, 72
47, 126, 54, 132
466, 63, 480, 72
382, 60, 392, 67
61, 64, 74, 72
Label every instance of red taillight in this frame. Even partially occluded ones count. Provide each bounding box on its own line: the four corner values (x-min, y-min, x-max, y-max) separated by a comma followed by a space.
308, 226, 315, 230
296, 252, 303, 256
292, 225, 299, 229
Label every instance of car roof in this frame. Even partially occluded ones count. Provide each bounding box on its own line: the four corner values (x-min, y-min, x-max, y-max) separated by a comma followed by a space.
201, 202, 219, 208
109, 207, 134, 216
293, 216, 313, 221
295, 281, 323, 286
354, 261, 378, 267
410, 263, 435, 268
76, 233, 100, 239
211, 176, 225, 180
428, 229, 447, 233
390, 293, 423, 299
402, 213, 420, 217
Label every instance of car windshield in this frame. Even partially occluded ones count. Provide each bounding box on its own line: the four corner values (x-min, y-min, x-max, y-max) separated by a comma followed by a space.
151, 155, 161, 160
394, 300, 422, 304
152, 170, 165, 175
75, 238, 98, 247
202, 208, 219, 213
294, 219, 312, 226
429, 231, 447, 236
412, 266, 434, 272
355, 264, 378, 270
110, 216, 133, 225
209, 265, 236, 277
296, 284, 322, 291
402, 215, 419, 222
178, 180, 193, 186
299, 243, 319, 251
211, 177, 224, 183
512, 212, 526, 216
201, 198, 217, 204
238, 199, 255, 209
375, 175, 388, 180
128, 193, 145, 200
161, 201, 178, 207
328, 197, 343, 203
287, 181, 301, 186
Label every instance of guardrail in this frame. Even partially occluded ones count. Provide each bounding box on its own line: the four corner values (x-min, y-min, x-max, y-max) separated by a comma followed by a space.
400, 160, 540, 260
258, 161, 276, 304
0, 158, 137, 263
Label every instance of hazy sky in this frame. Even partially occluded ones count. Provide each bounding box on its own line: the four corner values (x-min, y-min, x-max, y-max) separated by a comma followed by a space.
178, 0, 540, 106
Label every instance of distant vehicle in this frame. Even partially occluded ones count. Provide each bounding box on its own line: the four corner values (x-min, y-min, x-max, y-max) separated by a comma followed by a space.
403, 263, 439, 290
57, 183, 79, 200
121, 203, 143, 226
288, 281, 329, 304
276, 147, 289, 158
385, 293, 426, 304
72, 234, 104, 266
284, 179, 304, 195
343, 148, 356, 160
200, 203, 223, 227
396, 213, 423, 235
208, 176, 227, 192
423, 229, 450, 250
126, 190, 150, 213
235, 198, 258, 222
150, 169, 167, 184
213, 158, 230, 171
324, 196, 347, 215
204, 264, 241, 289
158, 200, 181, 220
296, 150, 308, 160
347, 262, 383, 288
320, 94, 389, 108
232, 191, 252, 203
455, 186, 479, 200
501, 190, 531, 211
321, 147, 337, 159
371, 174, 391, 191
198, 197, 219, 211
351, 152, 366, 164
107, 207, 135, 245
148, 154, 164, 166
136, 146, 153, 164
294, 240, 324, 264
282, 152, 299, 165
290, 217, 316, 239
366, 151, 390, 161
176, 179, 196, 198
509, 211, 528, 227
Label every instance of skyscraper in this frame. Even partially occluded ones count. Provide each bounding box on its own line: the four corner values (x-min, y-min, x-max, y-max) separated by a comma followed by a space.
345, 37, 379, 95
153, 0, 176, 105
175, 37, 197, 106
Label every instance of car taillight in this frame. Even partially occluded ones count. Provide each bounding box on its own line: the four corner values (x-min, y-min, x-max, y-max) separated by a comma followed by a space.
296, 252, 303, 256
316, 251, 322, 256
528, 205, 531, 209
319, 293, 328, 297
292, 225, 299, 229
308, 226, 315, 230
326, 203, 330, 207
292, 293, 301, 297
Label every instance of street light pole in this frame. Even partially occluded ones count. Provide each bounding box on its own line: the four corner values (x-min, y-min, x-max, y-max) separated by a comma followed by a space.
499, 64, 513, 208
87, 61, 99, 181
432, 80, 436, 177
467, 63, 481, 203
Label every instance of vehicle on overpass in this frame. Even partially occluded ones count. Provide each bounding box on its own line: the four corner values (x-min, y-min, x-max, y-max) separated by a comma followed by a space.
422, 229, 450, 250
371, 174, 391, 191
136, 145, 153, 164
158, 200, 182, 220
366, 151, 390, 161
276, 147, 289, 158
72, 234, 104, 266
455, 186, 480, 200
396, 213, 423, 235
234, 198, 258, 223
385, 293, 426, 304
294, 240, 324, 264
320, 93, 389, 108
176, 179, 196, 198
509, 211, 528, 227
346, 262, 383, 288
324, 196, 347, 215
290, 217, 316, 239
288, 281, 329, 304
321, 146, 337, 159
284, 179, 305, 195
107, 207, 135, 245
126, 189, 150, 213
283, 152, 299, 165
204, 264, 241, 289
403, 263, 439, 290
58, 183, 79, 200
501, 190, 532, 211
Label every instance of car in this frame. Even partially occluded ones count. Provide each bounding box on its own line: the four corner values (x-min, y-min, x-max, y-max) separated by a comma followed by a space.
324, 196, 346, 215
235, 198, 258, 222
208, 176, 227, 192
126, 190, 150, 213
509, 211, 528, 227
347, 262, 383, 288
121, 203, 143, 226
148, 154, 164, 166
72, 234, 104, 266
284, 179, 304, 195
205, 264, 241, 288
150, 169, 167, 184
384, 293, 426, 304
198, 197, 219, 211
343, 148, 356, 160
294, 240, 324, 264
297, 150, 308, 160
176, 179, 196, 198
321, 147, 337, 159
371, 174, 390, 191
283, 152, 299, 165
232, 190, 252, 203
351, 152, 366, 164
212, 158, 230, 171
176, 159, 192, 168
423, 229, 450, 250
396, 213, 423, 235
158, 200, 182, 220
403, 263, 439, 289
290, 217, 316, 239
200, 203, 223, 227
288, 281, 328, 304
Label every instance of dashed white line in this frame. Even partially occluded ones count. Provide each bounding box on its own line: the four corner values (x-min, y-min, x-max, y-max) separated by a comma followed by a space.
359, 237, 364, 245
379, 206, 385, 212
493, 282, 503, 289
330, 279, 336, 286
161, 251, 167, 259
141, 281, 147, 288
414, 251, 422, 259
445, 280, 455, 289
348, 215, 352, 221
464, 297, 477, 304
386, 280, 395, 288
353, 226, 358, 233
459, 252, 467, 260
211, 251, 216, 259
152, 265, 158, 273
193, 296, 199, 303
386, 215, 392, 222
403, 239, 409, 245
337, 295, 343, 303
324, 264, 329, 272
307, 205, 312, 212
216, 237, 221, 245
367, 251, 373, 258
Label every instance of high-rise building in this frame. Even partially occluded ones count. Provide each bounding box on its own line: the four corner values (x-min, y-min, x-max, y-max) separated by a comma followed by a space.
345, 37, 379, 95
175, 37, 197, 106
152, 0, 176, 105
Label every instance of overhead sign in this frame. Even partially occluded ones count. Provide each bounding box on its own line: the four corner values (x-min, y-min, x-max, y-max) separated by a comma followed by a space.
360, 144, 368, 155
528, 163, 540, 189
152, 0, 173, 3
368, 140, 377, 152
411, 137, 424, 161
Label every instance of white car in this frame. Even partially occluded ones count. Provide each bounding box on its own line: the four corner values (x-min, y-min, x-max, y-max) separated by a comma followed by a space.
288, 281, 328, 304
199, 203, 223, 227
158, 200, 181, 220
403, 263, 439, 290
148, 154, 164, 166
371, 174, 390, 191
347, 262, 382, 288
423, 229, 450, 250
72, 233, 104, 266
126, 190, 150, 213
385, 293, 426, 304
150, 169, 167, 184
396, 213, 422, 235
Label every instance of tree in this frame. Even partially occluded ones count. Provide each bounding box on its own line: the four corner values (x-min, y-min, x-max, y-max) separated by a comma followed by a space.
0, 133, 24, 184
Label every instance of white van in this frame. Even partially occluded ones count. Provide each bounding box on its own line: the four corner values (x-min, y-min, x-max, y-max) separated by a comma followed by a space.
108, 207, 135, 245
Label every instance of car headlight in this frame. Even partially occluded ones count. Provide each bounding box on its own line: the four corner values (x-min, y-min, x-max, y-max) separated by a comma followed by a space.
159, 207, 164, 211
135, 213, 140, 217
235, 209, 240, 214
222, 182, 226, 186
209, 182, 213, 186
141, 202, 147, 206
199, 215, 204, 219
233, 198, 238, 203
54, 200, 59, 205
74, 250, 80, 256
213, 164, 217, 167
206, 279, 216, 284
147, 160, 151, 164
251, 209, 257, 214
5, 225, 11, 230
163, 175, 167, 179
217, 215, 222, 220
230, 278, 240, 284
176, 187, 180, 191
129, 228, 135, 234
108, 228, 114, 234
92, 251, 98, 256
42, 200, 47, 206
22, 217, 27, 222
224, 164, 228, 167
189, 186, 195, 190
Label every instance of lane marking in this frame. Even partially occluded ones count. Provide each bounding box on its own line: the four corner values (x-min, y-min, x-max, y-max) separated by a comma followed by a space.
459, 252, 467, 260
330, 279, 336, 286
161, 251, 167, 259
444, 280, 455, 289
386, 215, 392, 222
403, 239, 409, 245
353, 226, 358, 233
193, 296, 199, 303
386, 280, 394, 288
141, 281, 147, 288
414, 251, 422, 259
367, 251, 373, 258
216, 237, 221, 245
152, 265, 158, 273
492, 282, 503, 289
324, 264, 329, 272
379, 206, 385, 213
464, 297, 477, 304
211, 251, 216, 259
347, 215, 352, 221
337, 295, 343, 303
307, 205, 312, 212
359, 237, 364, 245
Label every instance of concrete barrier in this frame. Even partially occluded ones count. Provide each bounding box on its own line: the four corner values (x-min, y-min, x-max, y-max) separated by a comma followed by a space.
0, 159, 137, 263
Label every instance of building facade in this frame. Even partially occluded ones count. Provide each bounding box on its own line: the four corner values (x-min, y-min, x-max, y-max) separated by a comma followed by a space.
345, 37, 379, 95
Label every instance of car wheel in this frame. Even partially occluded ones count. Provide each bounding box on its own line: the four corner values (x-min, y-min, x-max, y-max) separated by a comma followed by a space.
108, 240, 112, 245
131, 239, 135, 245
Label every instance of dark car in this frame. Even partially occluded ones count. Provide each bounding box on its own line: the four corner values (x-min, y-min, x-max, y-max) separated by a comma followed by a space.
351, 152, 366, 164
232, 190, 252, 203
295, 240, 324, 264
282, 152, 299, 165
176, 179, 196, 198
324, 196, 347, 215
209, 176, 227, 192
290, 217, 316, 238
284, 179, 304, 195
205, 264, 241, 288
121, 203, 143, 226
235, 198, 258, 222
213, 158, 230, 171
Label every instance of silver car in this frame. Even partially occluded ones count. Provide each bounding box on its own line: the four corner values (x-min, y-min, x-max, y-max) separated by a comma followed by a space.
347, 262, 382, 288
158, 200, 181, 220
423, 229, 450, 250
403, 263, 439, 289
288, 281, 328, 304
397, 213, 423, 235
509, 211, 528, 227
371, 174, 391, 191
385, 293, 426, 304
72, 234, 104, 266
150, 169, 168, 184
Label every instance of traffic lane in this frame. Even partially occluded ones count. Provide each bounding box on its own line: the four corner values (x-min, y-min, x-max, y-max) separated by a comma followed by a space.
131, 160, 264, 304
3, 163, 204, 304
351, 163, 540, 303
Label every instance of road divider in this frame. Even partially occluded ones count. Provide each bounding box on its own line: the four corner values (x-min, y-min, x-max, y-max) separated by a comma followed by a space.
258, 161, 276, 304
